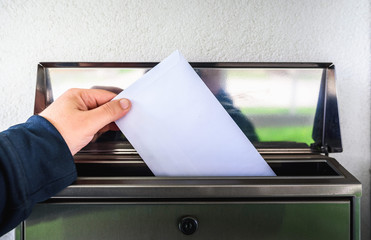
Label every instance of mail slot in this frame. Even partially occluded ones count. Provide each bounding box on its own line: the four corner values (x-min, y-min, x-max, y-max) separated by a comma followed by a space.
17, 62, 361, 240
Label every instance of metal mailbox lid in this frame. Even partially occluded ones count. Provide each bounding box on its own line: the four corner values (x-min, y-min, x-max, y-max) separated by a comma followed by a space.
34, 62, 342, 154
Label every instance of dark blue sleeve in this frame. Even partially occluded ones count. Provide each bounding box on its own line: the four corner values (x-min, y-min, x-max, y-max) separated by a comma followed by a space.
0, 115, 77, 236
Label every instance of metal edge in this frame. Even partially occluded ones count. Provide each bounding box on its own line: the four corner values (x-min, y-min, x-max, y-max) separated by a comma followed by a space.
34, 63, 54, 114
41, 198, 352, 205
38, 62, 334, 69
75, 148, 316, 156
325, 66, 343, 152
53, 182, 361, 199
322, 68, 328, 154
19, 221, 25, 240
33, 64, 45, 115
352, 196, 361, 240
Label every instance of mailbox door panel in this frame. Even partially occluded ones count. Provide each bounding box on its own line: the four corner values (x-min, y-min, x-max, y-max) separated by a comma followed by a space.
24, 201, 350, 240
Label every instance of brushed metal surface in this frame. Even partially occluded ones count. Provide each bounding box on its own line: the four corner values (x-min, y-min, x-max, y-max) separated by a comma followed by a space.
24, 201, 350, 240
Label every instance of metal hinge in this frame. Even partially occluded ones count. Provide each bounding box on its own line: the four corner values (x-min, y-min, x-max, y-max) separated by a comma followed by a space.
320, 145, 329, 156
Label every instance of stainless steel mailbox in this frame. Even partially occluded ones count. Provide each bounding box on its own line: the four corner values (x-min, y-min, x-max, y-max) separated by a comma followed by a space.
18, 62, 361, 240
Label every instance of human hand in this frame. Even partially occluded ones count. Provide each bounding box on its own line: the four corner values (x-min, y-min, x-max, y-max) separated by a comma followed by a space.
39, 88, 131, 155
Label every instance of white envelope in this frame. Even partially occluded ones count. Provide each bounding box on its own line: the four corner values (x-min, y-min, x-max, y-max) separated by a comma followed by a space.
114, 50, 276, 176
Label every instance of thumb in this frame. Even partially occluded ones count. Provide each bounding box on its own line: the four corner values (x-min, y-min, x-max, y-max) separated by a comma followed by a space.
87, 98, 131, 131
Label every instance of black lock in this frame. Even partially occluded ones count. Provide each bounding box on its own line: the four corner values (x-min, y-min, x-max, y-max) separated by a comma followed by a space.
178, 216, 198, 235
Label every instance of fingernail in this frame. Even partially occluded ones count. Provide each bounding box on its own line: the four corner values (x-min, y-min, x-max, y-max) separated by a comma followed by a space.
120, 99, 130, 109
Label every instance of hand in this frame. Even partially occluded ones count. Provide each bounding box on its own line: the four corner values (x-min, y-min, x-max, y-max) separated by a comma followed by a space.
39, 88, 131, 155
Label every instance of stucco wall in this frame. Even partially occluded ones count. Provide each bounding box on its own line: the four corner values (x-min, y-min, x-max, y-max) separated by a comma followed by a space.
0, 0, 370, 239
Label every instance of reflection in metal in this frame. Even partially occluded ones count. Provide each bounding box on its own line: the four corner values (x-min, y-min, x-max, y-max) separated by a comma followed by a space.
35, 63, 341, 152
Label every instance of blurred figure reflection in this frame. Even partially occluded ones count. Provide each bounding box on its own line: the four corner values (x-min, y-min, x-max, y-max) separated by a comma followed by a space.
196, 69, 259, 142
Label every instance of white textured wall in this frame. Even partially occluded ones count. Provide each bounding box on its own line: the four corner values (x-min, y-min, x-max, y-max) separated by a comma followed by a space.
0, 0, 370, 239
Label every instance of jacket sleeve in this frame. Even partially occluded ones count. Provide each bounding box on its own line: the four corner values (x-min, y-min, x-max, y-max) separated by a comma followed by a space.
0, 115, 77, 236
